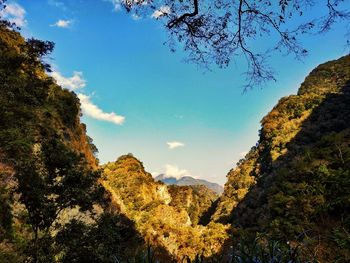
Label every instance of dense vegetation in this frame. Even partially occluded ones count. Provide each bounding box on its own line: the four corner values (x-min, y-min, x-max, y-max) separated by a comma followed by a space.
167, 184, 218, 225
0, 25, 143, 263
1, 13, 349, 263
213, 55, 350, 262
102, 155, 229, 261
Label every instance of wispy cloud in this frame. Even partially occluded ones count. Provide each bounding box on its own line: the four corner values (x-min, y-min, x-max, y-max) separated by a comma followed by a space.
163, 164, 191, 179
78, 94, 125, 125
50, 70, 125, 125
50, 71, 86, 90
48, 0, 67, 10
151, 6, 171, 19
51, 19, 72, 28
167, 141, 185, 149
0, 2, 26, 27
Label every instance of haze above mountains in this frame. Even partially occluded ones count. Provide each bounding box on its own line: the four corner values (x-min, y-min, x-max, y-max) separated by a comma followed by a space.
155, 174, 224, 195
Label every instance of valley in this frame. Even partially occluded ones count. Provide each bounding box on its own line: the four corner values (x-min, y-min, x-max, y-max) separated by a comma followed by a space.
0, 14, 349, 263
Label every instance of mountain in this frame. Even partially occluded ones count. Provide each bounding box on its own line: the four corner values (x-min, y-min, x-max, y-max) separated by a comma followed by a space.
1, 19, 350, 262
212, 55, 350, 262
102, 155, 229, 261
0, 24, 143, 262
155, 174, 224, 195
167, 184, 218, 225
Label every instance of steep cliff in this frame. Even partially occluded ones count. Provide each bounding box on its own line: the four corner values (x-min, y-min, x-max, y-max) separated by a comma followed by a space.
167, 184, 218, 225
213, 55, 350, 262
0, 25, 142, 263
102, 155, 229, 261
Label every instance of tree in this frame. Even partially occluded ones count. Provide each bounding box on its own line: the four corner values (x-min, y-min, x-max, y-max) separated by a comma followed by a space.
120, 0, 350, 89
0, 17, 106, 262
15, 136, 104, 262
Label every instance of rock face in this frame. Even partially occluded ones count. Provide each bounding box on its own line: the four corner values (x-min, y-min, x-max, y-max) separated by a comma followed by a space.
155, 174, 224, 195
212, 55, 350, 261
102, 155, 173, 214
102, 154, 229, 261
167, 184, 218, 225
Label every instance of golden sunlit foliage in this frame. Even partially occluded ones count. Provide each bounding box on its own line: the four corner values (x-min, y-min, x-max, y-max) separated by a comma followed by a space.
0, 25, 143, 263
102, 155, 230, 261
214, 55, 350, 262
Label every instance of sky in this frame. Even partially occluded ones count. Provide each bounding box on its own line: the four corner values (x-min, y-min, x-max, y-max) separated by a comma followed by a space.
2, 0, 349, 185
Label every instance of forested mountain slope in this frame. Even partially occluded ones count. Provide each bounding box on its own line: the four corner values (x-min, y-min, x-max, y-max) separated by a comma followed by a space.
213, 55, 350, 262
0, 25, 143, 263
167, 184, 218, 225
0, 24, 229, 262
102, 155, 229, 262
1, 17, 349, 262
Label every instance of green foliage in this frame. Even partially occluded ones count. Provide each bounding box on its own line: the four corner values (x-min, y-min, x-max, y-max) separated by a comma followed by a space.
214, 55, 350, 262
231, 233, 314, 263
56, 213, 144, 263
212, 146, 258, 223
103, 155, 230, 261
0, 173, 13, 240
0, 24, 117, 262
167, 184, 218, 225
16, 137, 104, 235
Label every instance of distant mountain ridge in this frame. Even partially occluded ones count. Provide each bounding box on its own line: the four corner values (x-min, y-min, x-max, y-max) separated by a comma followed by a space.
155, 174, 224, 195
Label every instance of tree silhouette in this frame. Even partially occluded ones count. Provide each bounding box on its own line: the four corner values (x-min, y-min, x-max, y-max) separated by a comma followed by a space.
121, 0, 350, 89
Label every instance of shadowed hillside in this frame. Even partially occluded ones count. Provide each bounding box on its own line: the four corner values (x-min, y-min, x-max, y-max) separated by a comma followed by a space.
167, 184, 218, 225
102, 154, 230, 261
212, 55, 350, 262
0, 24, 145, 263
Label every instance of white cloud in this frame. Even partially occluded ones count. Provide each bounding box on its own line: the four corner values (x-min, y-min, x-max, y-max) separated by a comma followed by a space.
50, 70, 125, 125
0, 2, 26, 27
151, 5, 171, 19
78, 94, 125, 125
167, 141, 185, 149
50, 71, 86, 90
150, 171, 159, 178
163, 164, 191, 179
51, 19, 72, 28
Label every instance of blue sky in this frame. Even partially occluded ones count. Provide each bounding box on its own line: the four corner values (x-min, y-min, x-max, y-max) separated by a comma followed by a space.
4, 0, 349, 184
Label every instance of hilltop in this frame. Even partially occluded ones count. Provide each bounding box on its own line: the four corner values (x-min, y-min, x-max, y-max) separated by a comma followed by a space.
102, 155, 229, 261
155, 174, 224, 195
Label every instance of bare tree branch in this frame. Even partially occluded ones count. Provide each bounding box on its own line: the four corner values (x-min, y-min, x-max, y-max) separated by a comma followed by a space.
120, 0, 350, 89
167, 0, 199, 29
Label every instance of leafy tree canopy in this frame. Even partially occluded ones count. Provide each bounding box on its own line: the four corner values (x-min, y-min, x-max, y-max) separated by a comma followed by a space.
121, 0, 350, 89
